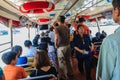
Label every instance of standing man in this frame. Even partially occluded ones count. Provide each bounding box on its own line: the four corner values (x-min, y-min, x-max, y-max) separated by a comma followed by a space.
55, 15, 73, 80
96, 0, 120, 80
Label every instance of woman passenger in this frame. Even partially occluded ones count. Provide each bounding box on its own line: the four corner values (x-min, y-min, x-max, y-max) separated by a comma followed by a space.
30, 50, 57, 80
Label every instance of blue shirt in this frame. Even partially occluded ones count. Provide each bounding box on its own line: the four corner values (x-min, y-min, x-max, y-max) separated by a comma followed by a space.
96, 27, 120, 80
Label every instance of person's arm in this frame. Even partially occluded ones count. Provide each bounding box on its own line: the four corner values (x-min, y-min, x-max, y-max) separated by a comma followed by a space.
73, 13, 79, 22
71, 13, 78, 27
54, 28, 59, 48
96, 38, 117, 80
74, 46, 84, 54
91, 43, 94, 52
87, 35, 94, 52
89, 42, 94, 52
87, 26, 90, 35
20, 67, 28, 78
55, 33, 59, 48
73, 35, 87, 54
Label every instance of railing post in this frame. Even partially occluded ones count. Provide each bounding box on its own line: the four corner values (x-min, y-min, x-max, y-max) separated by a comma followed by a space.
96, 18, 100, 32
26, 24, 30, 40
9, 19, 13, 47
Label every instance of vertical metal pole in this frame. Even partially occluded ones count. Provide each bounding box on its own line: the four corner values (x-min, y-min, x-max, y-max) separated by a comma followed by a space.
35, 27, 36, 35
28, 26, 30, 40
37, 25, 39, 33
9, 19, 13, 47
96, 18, 100, 32
34, 25, 37, 35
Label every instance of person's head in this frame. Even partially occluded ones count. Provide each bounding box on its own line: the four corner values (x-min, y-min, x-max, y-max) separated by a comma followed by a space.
24, 40, 32, 48
76, 21, 79, 24
89, 30, 92, 36
57, 15, 66, 25
34, 50, 51, 69
2, 51, 18, 65
52, 21, 58, 29
96, 32, 101, 39
67, 24, 71, 28
78, 17, 85, 24
112, 0, 120, 24
100, 34, 106, 40
102, 30, 104, 33
49, 26, 54, 31
40, 32, 45, 37
77, 25, 84, 34
11, 45, 22, 57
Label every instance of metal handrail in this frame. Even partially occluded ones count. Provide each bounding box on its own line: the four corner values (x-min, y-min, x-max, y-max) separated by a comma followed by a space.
0, 47, 11, 53
0, 42, 11, 46
19, 74, 57, 80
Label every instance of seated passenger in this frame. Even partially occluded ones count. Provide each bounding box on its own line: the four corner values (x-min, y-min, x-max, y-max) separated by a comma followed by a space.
2, 51, 27, 80
92, 32, 101, 43
24, 40, 37, 57
11, 45, 22, 57
0, 67, 4, 80
37, 42, 48, 51
30, 50, 57, 80
11, 45, 28, 66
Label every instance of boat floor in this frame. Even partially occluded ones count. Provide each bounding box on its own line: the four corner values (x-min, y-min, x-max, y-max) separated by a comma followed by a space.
69, 57, 96, 80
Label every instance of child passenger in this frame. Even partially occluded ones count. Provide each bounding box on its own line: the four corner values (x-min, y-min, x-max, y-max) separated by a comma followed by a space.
2, 51, 27, 80
11, 45, 28, 66
11, 45, 22, 57
30, 50, 57, 80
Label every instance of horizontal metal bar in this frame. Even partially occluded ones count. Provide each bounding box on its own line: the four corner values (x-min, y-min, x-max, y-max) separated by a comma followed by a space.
78, 0, 104, 14
0, 47, 11, 53
0, 42, 11, 46
19, 74, 57, 80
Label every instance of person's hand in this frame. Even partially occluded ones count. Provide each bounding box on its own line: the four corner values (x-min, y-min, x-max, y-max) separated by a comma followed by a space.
78, 49, 89, 54
84, 50, 89, 54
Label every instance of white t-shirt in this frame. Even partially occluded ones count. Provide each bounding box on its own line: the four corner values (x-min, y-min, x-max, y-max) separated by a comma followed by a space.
48, 45, 54, 52
48, 31, 55, 42
25, 46, 36, 57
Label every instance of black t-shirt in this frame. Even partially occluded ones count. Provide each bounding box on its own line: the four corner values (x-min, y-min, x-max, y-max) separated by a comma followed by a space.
30, 67, 57, 80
